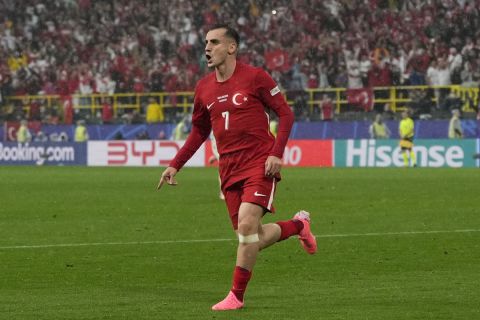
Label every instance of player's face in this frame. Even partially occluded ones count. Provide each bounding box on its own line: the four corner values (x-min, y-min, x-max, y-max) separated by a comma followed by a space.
205, 28, 236, 68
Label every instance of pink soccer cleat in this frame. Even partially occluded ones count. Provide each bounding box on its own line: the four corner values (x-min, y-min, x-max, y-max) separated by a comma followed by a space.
211, 291, 244, 311
293, 210, 317, 254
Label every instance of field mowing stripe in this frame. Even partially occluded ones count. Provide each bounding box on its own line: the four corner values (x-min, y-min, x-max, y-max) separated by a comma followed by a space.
0, 229, 479, 250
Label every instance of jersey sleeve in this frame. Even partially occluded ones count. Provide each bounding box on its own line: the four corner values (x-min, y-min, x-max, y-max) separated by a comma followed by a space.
255, 69, 294, 158
169, 89, 211, 170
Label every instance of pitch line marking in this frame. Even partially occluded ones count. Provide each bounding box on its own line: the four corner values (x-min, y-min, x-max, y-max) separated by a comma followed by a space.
0, 229, 479, 250
316, 229, 480, 238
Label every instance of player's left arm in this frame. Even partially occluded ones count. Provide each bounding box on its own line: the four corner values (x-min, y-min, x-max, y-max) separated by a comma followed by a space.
255, 70, 294, 176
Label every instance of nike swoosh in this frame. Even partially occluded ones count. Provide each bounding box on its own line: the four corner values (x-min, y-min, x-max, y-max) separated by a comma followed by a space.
207, 102, 215, 110
254, 191, 267, 197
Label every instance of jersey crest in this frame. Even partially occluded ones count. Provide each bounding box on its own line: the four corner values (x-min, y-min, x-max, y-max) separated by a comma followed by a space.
231, 92, 248, 106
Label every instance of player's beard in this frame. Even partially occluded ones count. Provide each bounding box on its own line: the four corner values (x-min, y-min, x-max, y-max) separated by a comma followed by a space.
207, 53, 227, 69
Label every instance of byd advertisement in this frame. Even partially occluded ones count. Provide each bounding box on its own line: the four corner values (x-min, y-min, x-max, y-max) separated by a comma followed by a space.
87, 140, 205, 167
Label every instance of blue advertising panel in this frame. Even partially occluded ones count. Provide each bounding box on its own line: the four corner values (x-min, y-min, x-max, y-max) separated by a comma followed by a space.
0, 142, 87, 166
291, 120, 479, 140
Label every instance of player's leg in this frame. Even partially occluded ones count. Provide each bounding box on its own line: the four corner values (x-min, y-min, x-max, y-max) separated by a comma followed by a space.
239, 175, 316, 252
212, 202, 262, 311
258, 220, 301, 250
401, 147, 409, 167
258, 213, 317, 254
409, 147, 417, 166
235, 202, 264, 269
258, 222, 281, 249
218, 175, 225, 200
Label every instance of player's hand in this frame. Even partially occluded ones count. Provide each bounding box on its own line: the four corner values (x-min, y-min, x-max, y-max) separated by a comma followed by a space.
265, 155, 282, 177
157, 167, 178, 190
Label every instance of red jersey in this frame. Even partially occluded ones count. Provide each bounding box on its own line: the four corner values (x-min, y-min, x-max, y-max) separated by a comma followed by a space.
170, 62, 294, 190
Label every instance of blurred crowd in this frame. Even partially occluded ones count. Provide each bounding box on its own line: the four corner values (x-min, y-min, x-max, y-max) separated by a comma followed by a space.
1, 0, 480, 122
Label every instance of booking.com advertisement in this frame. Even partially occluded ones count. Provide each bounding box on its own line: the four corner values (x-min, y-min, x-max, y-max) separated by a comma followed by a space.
334, 139, 478, 168
0, 142, 87, 166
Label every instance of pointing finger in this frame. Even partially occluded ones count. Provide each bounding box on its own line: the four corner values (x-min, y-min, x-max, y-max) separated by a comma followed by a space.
157, 176, 166, 190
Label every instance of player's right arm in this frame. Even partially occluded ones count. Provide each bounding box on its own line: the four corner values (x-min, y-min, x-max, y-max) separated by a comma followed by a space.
157, 87, 211, 189
157, 166, 178, 189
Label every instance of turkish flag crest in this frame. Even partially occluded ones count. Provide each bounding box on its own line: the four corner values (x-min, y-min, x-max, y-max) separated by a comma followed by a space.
265, 49, 291, 72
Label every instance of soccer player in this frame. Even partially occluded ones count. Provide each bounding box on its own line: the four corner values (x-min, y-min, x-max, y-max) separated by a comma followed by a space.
399, 109, 417, 167
157, 24, 317, 311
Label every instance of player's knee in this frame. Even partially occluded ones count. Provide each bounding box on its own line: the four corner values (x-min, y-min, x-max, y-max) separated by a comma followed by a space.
238, 233, 259, 244
237, 214, 260, 234
237, 220, 257, 236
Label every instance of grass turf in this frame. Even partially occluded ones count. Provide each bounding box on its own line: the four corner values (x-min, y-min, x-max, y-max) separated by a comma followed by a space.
0, 166, 479, 319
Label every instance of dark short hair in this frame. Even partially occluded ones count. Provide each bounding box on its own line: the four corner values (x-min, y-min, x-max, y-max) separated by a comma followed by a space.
209, 24, 240, 46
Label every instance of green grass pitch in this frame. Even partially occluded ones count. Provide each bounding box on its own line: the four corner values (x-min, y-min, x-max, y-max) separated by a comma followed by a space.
0, 166, 479, 319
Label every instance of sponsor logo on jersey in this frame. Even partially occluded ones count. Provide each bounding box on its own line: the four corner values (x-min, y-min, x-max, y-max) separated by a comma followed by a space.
207, 102, 215, 110
270, 86, 280, 96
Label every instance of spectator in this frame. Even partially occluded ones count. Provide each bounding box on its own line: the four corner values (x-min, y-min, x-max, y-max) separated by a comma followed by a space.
145, 97, 164, 123
269, 119, 278, 137
62, 96, 74, 125
345, 49, 363, 89
136, 130, 150, 140
316, 62, 330, 88
448, 109, 463, 139
172, 115, 191, 140
29, 99, 41, 121
441, 92, 463, 113
318, 94, 334, 121
101, 98, 114, 124
409, 89, 432, 120
34, 131, 48, 142
448, 47, 463, 83
74, 119, 89, 142
436, 58, 452, 107
461, 61, 477, 87
17, 119, 32, 143
369, 113, 391, 139
407, 47, 429, 85
359, 53, 372, 87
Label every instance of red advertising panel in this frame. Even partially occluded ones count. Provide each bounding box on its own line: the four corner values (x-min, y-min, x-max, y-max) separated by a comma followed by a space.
205, 140, 333, 167
282, 140, 332, 167
88, 141, 204, 167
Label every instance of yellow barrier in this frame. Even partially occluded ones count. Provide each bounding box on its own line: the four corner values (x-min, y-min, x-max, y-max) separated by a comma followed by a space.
306, 85, 478, 114
6, 85, 478, 119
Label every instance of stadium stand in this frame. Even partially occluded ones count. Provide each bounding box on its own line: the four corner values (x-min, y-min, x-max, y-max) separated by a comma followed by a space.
1, 0, 480, 123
